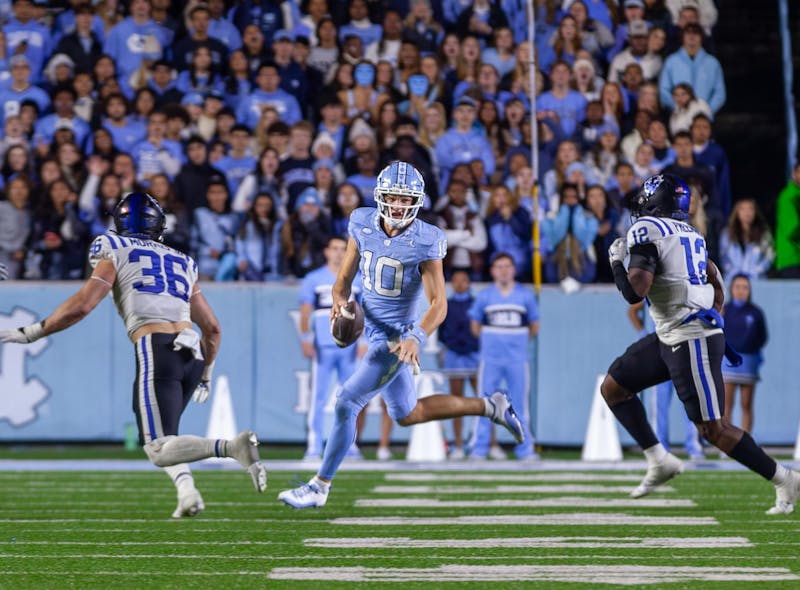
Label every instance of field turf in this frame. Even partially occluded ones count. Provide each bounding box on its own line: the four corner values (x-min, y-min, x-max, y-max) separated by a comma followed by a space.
0, 463, 799, 589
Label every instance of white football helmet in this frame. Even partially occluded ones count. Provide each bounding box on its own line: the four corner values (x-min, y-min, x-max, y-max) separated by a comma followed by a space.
374, 161, 425, 228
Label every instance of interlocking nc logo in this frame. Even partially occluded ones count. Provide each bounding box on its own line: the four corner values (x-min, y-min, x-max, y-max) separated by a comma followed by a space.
0, 308, 50, 427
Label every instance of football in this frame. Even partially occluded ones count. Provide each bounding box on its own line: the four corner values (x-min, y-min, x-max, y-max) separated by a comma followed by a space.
331, 300, 364, 348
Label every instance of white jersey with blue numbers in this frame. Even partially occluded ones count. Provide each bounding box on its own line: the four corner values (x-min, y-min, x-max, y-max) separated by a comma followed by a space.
348, 207, 447, 341
626, 216, 721, 346
299, 265, 362, 347
89, 233, 198, 340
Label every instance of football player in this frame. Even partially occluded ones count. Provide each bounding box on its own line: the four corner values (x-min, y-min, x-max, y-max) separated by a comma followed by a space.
602, 174, 800, 514
0, 192, 267, 518
278, 161, 526, 509
298, 235, 365, 461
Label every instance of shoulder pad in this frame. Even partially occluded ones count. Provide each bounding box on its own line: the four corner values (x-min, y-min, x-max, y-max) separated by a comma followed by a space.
88, 234, 120, 269
627, 217, 670, 248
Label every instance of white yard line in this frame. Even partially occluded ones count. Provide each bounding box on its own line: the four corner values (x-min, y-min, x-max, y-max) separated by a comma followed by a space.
371, 485, 673, 494
304, 536, 752, 549
331, 513, 718, 526
384, 473, 643, 482
267, 565, 799, 584
354, 497, 694, 508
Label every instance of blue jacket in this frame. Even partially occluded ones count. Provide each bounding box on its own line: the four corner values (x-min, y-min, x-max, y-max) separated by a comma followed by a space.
235, 218, 283, 281
439, 292, 480, 355
659, 48, 726, 114
434, 128, 496, 183
723, 301, 767, 354
191, 208, 242, 277
541, 204, 600, 253
719, 231, 775, 280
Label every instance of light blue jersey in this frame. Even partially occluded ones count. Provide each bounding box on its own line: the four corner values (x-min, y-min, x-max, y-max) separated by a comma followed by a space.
298, 265, 362, 348
468, 284, 539, 364
349, 207, 447, 343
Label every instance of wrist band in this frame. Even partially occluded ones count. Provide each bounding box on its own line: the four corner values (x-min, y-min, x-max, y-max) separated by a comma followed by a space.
201, 360, 215, 382
409, 326, 427, 346
22, 322, 45, 343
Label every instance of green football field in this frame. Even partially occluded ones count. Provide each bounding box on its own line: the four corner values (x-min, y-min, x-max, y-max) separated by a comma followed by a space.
1, 460, 800, 590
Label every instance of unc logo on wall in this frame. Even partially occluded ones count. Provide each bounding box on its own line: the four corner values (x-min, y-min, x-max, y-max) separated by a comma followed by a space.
0, 308, 51, 427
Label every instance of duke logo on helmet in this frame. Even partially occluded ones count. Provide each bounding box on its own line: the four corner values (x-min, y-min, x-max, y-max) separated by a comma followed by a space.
633, 174, 690, 221
374, 161, 426, 228
113, 192, 166, 240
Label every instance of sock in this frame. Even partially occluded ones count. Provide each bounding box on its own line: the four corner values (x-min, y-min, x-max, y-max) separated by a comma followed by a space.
318, 397, 361, 480
643, 443, 668, 464
311, 475, 330, 491
728, 432, 777, 481
164, 463, 195, 493
608, 397, 659, 450
772, 464, 790, 486
149, 435, 217, 465
482, 397, 495, 418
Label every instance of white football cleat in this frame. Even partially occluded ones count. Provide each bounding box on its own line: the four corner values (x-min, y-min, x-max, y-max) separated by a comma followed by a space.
488, 444, 507, 460
278, 480, 329, 509
487, 391, 525, 444
631, 452, 684, 498
448, 447, 465, 460
172, 488, 205, 518
376, 446, 393, 461
228, 430, 267, 493
767, 470, 800, 515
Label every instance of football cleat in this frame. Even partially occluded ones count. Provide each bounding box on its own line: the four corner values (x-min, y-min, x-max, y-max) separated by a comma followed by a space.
172, 488, 205, 519
488, 444, 507, 460
448, 447, 465, 460
487, 391, 525, 444
278, 480, 329, 509
228, 430, 267, 493
376, 446, 393, 461
767, 470, 800, 515
630, 452, 684, 498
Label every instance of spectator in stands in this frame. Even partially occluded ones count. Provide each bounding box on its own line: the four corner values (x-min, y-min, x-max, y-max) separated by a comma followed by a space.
542, 181, 599, 283
339, 0, 382, 47
330, 181, 363, 238
438, 269, 480, 460
719, 198, 775, 281
402, 0, 444, 57
0, 116, 30, 165
566, 0, 614, 66
571, 58, 603, 102
173, 135, 219, 215
240, 24, 270, 78
608, 161, 638, 213
774, 163, 800, 278
608, 20, 663, 84
619, 63, 645, 113
30, 178, 89, 280
103, 0, 169, 82
0, 56, 50, 127
485, 184, 532, 281
234, 146, 281, 215
0, 144, 33, 189
172, 4, 228, 73
539, 15, 582, 74
230, 0, 287, 48
308, 16, 339, 81
206, 0, 242, 51
455, 0, 509, 49
279, 121, 316, 212
690, 114, 731, 217
668, 82, 711, 135
631, 142, 660, 185
437, 178, 488, 280
645, 118, 674, 170
271, 30, 309, 109
543, 139, 581, 210
237, 61, 302, 129
345, 149, 379, 206
111, 152, 140, 194
131, 109, 183, 186
78, 157, 119, 236
5, 0, 51, 83
175, 45, 224, 96
149, 171, 191, 254
585, 183, 618, 282
33, 85, 91, 155
435, 95, 495, 188
537, 60, 588, 139
215, 124, 257, 197
131, 87, 157, 123
235, 192, 283, 282
0, 176, 32, 280
293, 0, 326, 46
610, 0, 647, 60
192, 176, 241, 281
722, 274, 768, 434
365, 10, 403, 66
661, 130, 719, 229
584, 125, 622, 189
659, 22, 725, 114
54, 4, 104, 75
102, 92, 146, 153
280, 186, 331, 278
445, 35, 482, 101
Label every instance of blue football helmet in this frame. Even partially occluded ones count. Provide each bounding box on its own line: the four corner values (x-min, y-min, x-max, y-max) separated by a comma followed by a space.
631, 174, 690, 220
113, 192, 166, 240
374, 161, 426, 228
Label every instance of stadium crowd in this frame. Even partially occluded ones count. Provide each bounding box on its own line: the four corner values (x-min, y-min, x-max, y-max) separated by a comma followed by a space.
0, 0, 797, 285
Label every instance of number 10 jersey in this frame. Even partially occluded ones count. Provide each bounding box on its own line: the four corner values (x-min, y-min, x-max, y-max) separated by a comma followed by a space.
626, 216, 720, 346
89, 233, 198, 340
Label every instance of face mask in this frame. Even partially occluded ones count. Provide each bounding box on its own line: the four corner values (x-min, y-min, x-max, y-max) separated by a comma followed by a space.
408, 74, 428, 97
354, 64, 375, 86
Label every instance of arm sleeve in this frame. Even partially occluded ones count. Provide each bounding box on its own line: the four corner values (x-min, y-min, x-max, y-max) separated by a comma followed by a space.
628, 242, 659, 274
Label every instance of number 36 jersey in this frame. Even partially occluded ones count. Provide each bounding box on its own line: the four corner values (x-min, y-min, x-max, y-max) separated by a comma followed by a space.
626, 216, 720, 345
349, 207, 447, 342
89, 233, 198, 339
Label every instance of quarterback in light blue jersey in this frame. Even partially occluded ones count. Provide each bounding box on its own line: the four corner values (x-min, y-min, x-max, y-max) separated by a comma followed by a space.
279, 162, 527, 509
469, 252, 540, 460
298, 236, 364, 460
